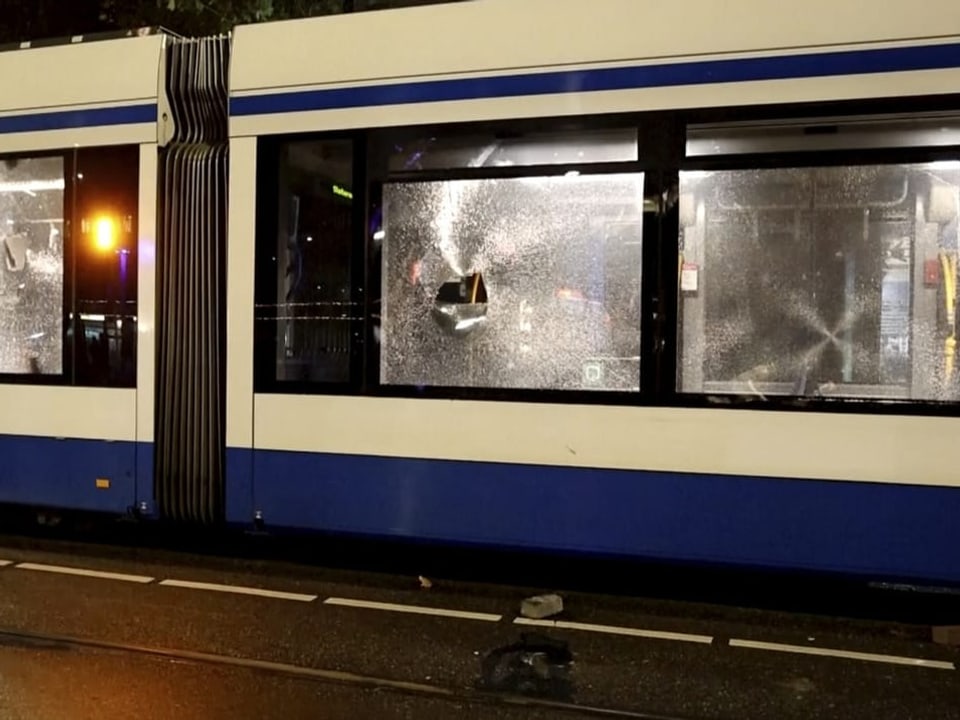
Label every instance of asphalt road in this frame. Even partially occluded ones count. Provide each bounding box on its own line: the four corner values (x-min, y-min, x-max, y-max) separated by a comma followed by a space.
0, 640, 614, 720
0, 538, 956, 719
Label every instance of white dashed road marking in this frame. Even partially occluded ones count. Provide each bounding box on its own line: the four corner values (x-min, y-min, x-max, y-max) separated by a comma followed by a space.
324, 597, 502, 622
1, 557, 952, 671
158, 579, 317, 602
515, 617, 714, 644
15, 562, 154, 584
730, 639, 955, 670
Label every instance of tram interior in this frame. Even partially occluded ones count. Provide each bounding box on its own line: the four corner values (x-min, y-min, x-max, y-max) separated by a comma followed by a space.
679, 161, 960, 401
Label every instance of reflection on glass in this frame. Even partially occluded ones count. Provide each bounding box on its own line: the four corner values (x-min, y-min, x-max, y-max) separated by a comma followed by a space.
381, 173, 644, 391
678, 163, 960, 401
686, 117, 960, 157
0, 156, 64, 375
73, 146, 139, 387
389, 128, 639, 172
265, 140, 355, 383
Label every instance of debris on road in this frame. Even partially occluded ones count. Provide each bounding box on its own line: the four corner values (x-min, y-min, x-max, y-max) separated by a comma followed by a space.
521, 594, 563, 619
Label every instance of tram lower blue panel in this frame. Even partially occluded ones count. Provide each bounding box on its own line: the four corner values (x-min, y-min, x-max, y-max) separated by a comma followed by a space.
236, 447, 960, 584
0, 435, 138, 513
226, 447, 255, 525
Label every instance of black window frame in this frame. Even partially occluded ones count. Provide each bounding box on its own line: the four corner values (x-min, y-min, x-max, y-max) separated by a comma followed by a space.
672, 95, 960, 417
0, 144, 140, 389
251, 94, 960, 416
253, 132, 367, 396
71, 144, 140, 389
255, 116, 667, 406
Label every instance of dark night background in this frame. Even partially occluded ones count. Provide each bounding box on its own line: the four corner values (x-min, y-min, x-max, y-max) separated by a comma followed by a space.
0, 0, 457, 41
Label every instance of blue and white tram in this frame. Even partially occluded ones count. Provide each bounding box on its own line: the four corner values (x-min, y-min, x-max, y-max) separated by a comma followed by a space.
4, 0, 960, 585
0, 31, 161, 512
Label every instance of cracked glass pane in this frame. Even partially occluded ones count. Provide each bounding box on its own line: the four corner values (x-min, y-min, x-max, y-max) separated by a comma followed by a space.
678, 162, 960, 400
381, 173, 643, 391
0, 157, 64, 375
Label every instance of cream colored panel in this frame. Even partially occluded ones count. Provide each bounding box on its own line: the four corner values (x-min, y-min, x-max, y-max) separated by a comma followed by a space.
231, 0, 960, 93
0, 386, 136, 441
254, 394, 960, 487
230, 68, 960, 138
0, 36, 164, 113
226, 137, 257, 449
0, 123, 155, 155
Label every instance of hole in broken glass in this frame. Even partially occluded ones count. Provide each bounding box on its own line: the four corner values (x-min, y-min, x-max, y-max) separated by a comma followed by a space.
432, 271, 489, 335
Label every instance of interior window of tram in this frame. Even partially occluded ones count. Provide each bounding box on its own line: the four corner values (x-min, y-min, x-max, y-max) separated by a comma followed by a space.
387, 128, 639, 172
677, 162, 960, 401
0, 155, 64, 376
265, 140, 354, 384
72, 146, 139, 387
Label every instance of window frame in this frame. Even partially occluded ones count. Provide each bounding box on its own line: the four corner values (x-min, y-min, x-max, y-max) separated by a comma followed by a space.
253, 132, 368, 396
0, 145, 140, 388
672, 98, 960, 415
252, 95, 960, 415
0, 148, 72, 386
674, 149, 960, 415
372, 167, 650, 399
254, 118, 665, 404
71, 144, 140, 389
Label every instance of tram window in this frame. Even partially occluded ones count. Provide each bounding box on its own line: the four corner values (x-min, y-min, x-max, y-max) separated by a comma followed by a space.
380, 173, 644, 391
388, 128, 638, 172
687, 115, 960, 157
0, 155, 64, 376
677, 162, 960, 401
257, 139, 357, 386
72, 146, 139, 388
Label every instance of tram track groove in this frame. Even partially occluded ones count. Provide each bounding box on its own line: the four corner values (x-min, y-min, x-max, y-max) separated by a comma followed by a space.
0, 628, 701, 720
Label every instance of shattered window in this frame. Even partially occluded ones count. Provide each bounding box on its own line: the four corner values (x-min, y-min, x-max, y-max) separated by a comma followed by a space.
0, 156, 64, 375
380, 173, 644, 391
677, 162, 960, 401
